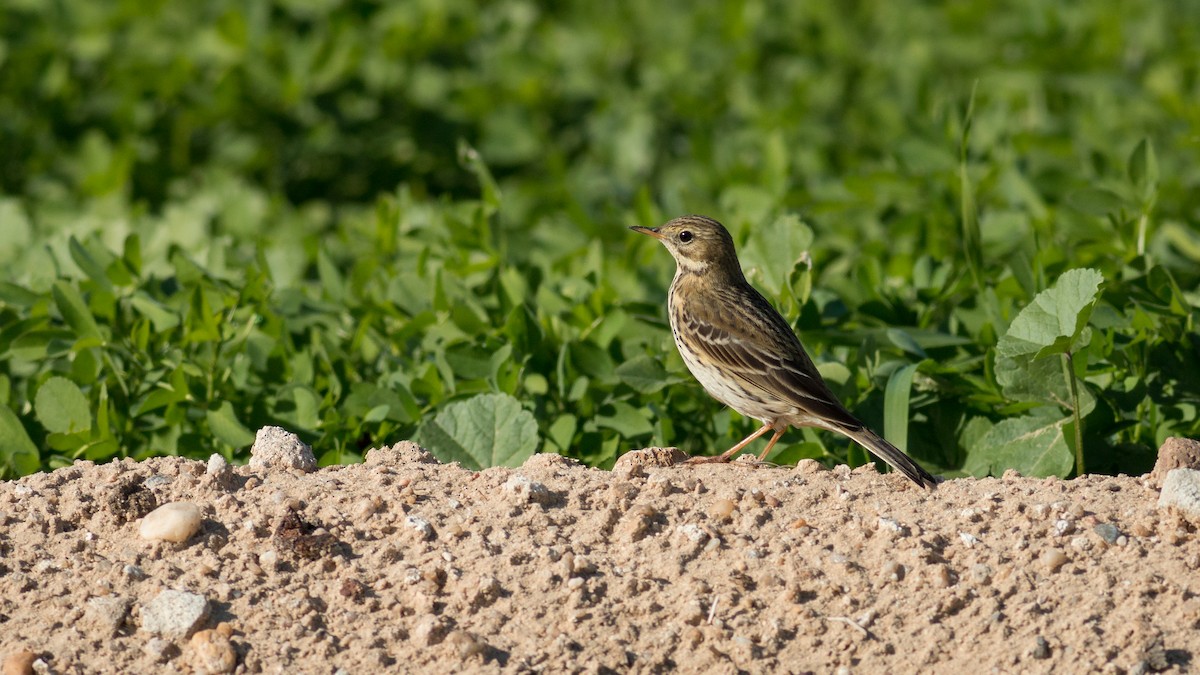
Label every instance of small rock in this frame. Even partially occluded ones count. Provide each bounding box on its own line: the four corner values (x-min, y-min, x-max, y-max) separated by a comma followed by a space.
1031, 636, 1051, 659
446, 630, 487, 659
139, 502, 203, 543
1042, 549, 1068, 572
340, 578, 368, 602
881, 561, 906, 582
1150, 437, 1200, 486
205, 455, 234, 487
143, 475, 172, 489
1094, 523, 1121, 544
123, 564, 147, 580
970, 564, 993, 584
612, 447, 687, 475
248, 426, 315, 472
187, 627, 237, 675
1159, 468, 1200, 520
140, 589, 210, 639
364, 440, 438, 466
143, 638, 175, 663
502, 475, 554, 506
794, 459, 825, 474
2, 651, 37, 675
86, 596, 132, 637
709, 499, 737, 520
404, 515, 435, 541
411, 615, 446, 646
677, 524, 709, 544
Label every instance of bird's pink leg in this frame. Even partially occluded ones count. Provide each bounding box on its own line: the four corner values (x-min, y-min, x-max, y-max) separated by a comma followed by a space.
687, 422, 774, 463
756, 428, 787, 461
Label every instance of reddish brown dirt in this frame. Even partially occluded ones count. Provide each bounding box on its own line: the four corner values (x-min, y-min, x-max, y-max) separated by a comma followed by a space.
1, 442, 1198, 674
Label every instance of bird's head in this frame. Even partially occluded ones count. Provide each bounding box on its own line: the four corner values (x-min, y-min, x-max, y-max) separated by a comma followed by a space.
630, 215, 740, 276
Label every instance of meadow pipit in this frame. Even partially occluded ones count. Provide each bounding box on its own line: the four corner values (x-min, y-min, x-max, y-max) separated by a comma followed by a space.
632, 215, 938, 489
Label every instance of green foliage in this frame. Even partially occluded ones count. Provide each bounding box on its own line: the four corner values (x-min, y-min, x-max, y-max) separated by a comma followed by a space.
415, 393, 538, 470
2, 1, 1199, 478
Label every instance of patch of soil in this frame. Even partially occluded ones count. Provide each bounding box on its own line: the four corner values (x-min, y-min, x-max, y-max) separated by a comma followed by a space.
1, 442, 1198, 673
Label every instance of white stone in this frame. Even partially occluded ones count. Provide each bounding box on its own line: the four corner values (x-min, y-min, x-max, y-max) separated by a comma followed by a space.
206, 454, 230, 477
140, 589, 210, 638
248, 426, 315, 472
1159, 468, 1200, 519
503, 475, 552, 505
139, 502, 203, 543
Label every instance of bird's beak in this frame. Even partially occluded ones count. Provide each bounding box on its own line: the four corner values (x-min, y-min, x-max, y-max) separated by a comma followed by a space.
629, 225, 664, 240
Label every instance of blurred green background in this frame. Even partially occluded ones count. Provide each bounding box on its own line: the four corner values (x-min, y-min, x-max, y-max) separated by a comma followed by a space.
2, 0, 1198, 478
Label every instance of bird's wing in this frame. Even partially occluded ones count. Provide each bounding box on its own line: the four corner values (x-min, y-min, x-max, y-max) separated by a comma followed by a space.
679, 283, 861, 428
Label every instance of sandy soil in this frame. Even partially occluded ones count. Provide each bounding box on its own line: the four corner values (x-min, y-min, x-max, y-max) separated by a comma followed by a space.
2, 438, 1199, 674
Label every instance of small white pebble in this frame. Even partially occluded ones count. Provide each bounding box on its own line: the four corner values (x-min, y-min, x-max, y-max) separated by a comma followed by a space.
139, 502, 203, 543
959, 532, 980, 547
205, 454, 230, 477
405, 515, 434, 540
1042, 549, 1068, 572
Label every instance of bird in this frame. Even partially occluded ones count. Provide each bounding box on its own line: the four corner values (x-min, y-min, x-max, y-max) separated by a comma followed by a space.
630, 215, 938, 489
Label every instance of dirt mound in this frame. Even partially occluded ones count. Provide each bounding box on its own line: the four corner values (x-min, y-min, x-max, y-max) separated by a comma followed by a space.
2, 441, 1198, 673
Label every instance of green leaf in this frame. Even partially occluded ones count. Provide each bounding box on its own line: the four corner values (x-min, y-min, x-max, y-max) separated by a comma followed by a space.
1128, 138, 1158, 197
207, 402, 256, 448
34, 376, 92, 434
740, 213, 814, 297
69, 236, 113, 291
885, 329, 927, 358
997, 268, 1103, 359
0, 406, 40, 476
883, 362, 920, 453
972, 412, 1074, 478
595, 400, 656, 437
415, 392, 538, 470
1067, 188, 1125, 217
995, 350, 1095, 416
615, 354, 670, 394
52, 281, 103, 342
130, 292, 181, 332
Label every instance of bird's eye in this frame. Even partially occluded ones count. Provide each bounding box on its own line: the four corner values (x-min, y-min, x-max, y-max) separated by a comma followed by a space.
678, 230, 694, 243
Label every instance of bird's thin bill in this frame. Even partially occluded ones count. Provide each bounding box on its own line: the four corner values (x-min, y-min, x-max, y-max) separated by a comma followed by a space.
629, 226, 664, 239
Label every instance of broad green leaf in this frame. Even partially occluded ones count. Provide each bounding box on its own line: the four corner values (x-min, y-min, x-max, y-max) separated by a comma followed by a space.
995, 351, 1095, 416
0, 406, 40, 476
971, 412, 1073, 478
997, 268, 1103, 359
595, 400, 655, 437
34, 376, 92, 434
415, 392, 538, 470
740, 213, 814, 297
207, 402, 256, 448
615, 354, 670, 394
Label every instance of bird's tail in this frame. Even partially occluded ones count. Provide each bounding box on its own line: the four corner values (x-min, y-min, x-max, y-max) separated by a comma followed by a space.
842, 426, 938, 490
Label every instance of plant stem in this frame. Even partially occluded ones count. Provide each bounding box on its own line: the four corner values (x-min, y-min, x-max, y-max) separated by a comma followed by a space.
1063, 352, 1084, 476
